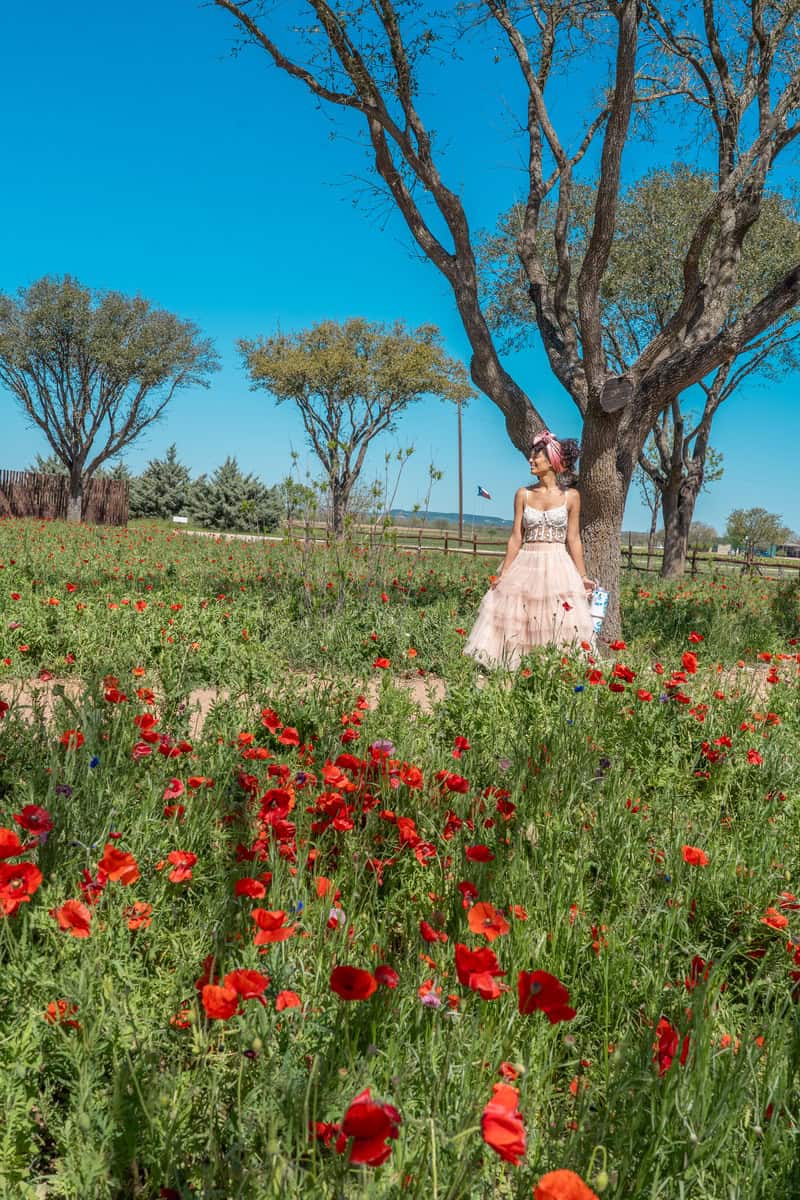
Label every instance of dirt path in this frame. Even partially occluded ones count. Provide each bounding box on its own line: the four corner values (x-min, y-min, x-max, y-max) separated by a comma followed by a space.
0, 671, 448, 738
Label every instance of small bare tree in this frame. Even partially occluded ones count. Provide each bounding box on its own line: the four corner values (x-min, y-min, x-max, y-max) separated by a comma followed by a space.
0, 276, 218, 521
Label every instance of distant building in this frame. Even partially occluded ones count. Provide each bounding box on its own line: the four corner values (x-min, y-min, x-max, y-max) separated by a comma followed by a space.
775, 542, 800, 559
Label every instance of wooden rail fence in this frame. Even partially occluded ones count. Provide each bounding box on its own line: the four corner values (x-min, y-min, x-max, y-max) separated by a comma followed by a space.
285, 519, 800, 578
0, 470, 129, 526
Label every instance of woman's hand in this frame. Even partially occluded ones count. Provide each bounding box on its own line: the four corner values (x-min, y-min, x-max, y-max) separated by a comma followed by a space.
490, 573, 501, 590
581, 576, 595, 594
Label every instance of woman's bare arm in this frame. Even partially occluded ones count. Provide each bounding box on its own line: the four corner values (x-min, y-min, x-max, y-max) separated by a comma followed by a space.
492, 488, 526, 588
566, 490, 593, 592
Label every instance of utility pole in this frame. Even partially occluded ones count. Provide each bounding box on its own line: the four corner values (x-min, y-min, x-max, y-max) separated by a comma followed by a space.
457, 396, 463, 541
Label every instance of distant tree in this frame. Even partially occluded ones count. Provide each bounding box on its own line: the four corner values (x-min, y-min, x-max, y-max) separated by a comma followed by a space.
129, 444, 192, 519
190, 457, 280, 533
106, 460, 132, 482
635, 406, 725, 577
688, 522, 719, 551
240, 319, 474, 535
0, 276, 218, 521
726, 508, 790, 558
277, 475, 319, 527
28, 452, 127, 481
632, 452, 662, 559
28, 453, 67, 475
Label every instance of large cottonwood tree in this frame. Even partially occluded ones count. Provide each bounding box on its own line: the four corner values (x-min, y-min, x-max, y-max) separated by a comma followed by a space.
212, 0, 800, 634
0, 276, 218, 521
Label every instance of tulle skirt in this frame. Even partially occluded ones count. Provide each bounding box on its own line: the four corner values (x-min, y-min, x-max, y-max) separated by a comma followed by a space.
463, 543, 594, 669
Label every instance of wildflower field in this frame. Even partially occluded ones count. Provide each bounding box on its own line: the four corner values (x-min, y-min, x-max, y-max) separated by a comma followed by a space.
0, 518, 798, 1200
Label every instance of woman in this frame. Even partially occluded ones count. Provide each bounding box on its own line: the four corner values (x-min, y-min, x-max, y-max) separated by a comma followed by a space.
463, 431, 595, 669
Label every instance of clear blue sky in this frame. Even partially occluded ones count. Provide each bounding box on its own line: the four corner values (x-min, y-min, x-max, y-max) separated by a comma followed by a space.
1, 2, 797, 534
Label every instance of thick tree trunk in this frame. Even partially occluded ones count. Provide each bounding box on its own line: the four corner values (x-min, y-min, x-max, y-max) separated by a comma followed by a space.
578, 408, 627, 643
66, 468, 83, 523
329, 478, 351, 537
660, 477, 701, 579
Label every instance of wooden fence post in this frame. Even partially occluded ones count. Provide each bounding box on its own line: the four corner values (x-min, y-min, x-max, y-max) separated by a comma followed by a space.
691, 547, 698, 576
472, 529, 477, 556
627, 533, 633, 570
444, 531, 449, 555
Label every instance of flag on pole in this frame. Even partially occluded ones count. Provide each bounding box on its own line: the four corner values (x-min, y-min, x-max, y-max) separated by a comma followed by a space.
477, 485, 492, 500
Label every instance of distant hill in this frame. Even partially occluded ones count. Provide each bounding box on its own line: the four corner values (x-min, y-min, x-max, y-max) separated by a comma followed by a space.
389, 508, 511, 528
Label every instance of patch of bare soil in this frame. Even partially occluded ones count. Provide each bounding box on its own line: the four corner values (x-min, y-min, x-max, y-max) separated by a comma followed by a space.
0, 671, 448, 738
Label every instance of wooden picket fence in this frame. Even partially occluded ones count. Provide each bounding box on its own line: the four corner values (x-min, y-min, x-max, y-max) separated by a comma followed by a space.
0, 470, 129, 526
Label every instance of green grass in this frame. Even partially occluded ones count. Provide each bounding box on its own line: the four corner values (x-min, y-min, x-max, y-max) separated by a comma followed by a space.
0, 518, 798, 1199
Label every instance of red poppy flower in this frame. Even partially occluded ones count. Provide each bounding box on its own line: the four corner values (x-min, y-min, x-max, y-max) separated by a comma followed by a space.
534, 1169, 600, 1199
0, 861, 43, 915
372, 658, 391, 670
162, 778, 184, 801
261, 707, 282, 732
747, 749, 763, 765
481, 1082, 526, 1166
275, 990, 302, 1011
44, 999, 80, 1029
98, 844, 140, 885
124, 901, 153, 930
400, 764, 423, 789
251, 908, 296, 945
681, 845, 709, 867
374, 963, 400, 989
224, 969, 270, 1003
454, 943, 505, 1000
50, 899, 92, 938
13, 805, 52, 835
235, 876, 267, 899
0, 828, 28, 859
654, 1016, 689, 1075
688, 632, 704, 643
335, 1089, 401, 1166
329, 965, 378, 1001
202, 983, 240, 1020
681, 651, 698, 674
517, 970, 576, 1023
465, 844, 494, 863
166, 850, 197, 883
761, 907, 789, 930
468, 901, 510, 942
277, 726, 300, 746
60, 729, 84, 749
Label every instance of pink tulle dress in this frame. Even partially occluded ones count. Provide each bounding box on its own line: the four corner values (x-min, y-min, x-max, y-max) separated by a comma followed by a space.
463, 499, 594, 669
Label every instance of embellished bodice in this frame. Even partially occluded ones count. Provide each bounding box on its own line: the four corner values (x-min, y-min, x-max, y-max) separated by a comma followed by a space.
522, 502, 568, 544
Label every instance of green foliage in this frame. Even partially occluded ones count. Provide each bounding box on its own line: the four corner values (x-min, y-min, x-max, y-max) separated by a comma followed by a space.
725, 508, 791, 554
0, 276, 219, 499
190, 456, 281, 533
689, 522, 720, 550
481, 167, 800, 368
240, 318, 474, 531
129, 444, 192, 519
28, 453, 68, 476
